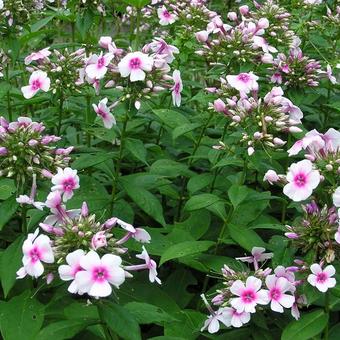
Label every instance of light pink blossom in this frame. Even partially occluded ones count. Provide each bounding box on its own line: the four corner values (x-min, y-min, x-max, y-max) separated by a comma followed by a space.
24, 48, 51, 65
75, 251, 125, 297
91, 231, 107, 250
230, 276, 269, 313
171, 70, 183, 107
157, 6, 177, 26
236, 247, 273, 270
307, 264, 336, 292
226, 72, 259, 94
222, 307, 251, 328
51, 167, 80, 202
332, 187, 340, 207
21, 70, 50, 99
92, 98, 116, 129
86, 52, 113, 79
283, 160, 320, 201
201, 308, 231, 333
118, 52, 153, 82
136, 246, 161, 284
263, 170, 280, 185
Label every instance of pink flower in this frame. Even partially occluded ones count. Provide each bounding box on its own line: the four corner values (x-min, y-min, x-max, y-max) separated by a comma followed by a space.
157, 6, 177, 26
16, 195, 45, 210
98, 36, 112, 49
307, 264, 336, 292
333, 187, 340, 207
230, 276, 269, 313
148, 38, 179, 64
58, 249, 85, 294
226, 72, 259, 94
263, 170, 280, 185
51, 167, 80, 202
171, 70, 183, 107
118, 52, 153, 82
264, 275, 295, 313
17, 229, 54, 278
24, 48, 51, 65
223, 307, 251, 328
91, 231, 107, 250
236, 247, 273, 270
201, 308, 231, 333
21, 70, 50, 99
75, 251, 125, 297
283, 160, 320, 201
92, 98, 116, 129
85, 52, 113, 79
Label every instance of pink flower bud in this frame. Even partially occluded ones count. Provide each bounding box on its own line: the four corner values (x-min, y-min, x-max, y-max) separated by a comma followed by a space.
263, 170, 279, 184
213, 99, 226, 113
285, 232, 299, 239
91, 231, 107, 250
227, 12, 238, 21
258, 18, 269, 29
289, 126, 303, 133
239, 5, 249, 16
28, 139, 39, 147
41, 169, 53, 178
195, 30, 209, 43
0, 147, 7, 155
273, 137, 286, 146
81, 202, 89, 217
247, 147, 255, 156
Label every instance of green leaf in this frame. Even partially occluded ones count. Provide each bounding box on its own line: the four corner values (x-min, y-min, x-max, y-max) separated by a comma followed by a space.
184, 193, 222, 211
0, 236, 25, 297
121, 181, 166, 226
160, 241, 215, 265
122, 0, 149, 8
125, 138, 148, 164
0, 195, 19, 231
0, 291, 45, 340
30, 15, 55, 32
0, 179, 16, 200
98, 302, 141, 340
228, 224, 266, 251
172, 123, 200, 140
72, 152, 114, 170
281, 309, 328, 340
228, 185, 249, 208
187, 174, 213, 194
150, 159, 193, 178
124, 302, 177, 325
152, 109, 190, 129
36, 320, 87, 340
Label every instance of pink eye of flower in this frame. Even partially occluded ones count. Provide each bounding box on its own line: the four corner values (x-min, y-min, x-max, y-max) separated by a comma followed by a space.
316, 272, 328, 283
269, 287, 281, 301
241, 289, 256, 303
129, 57, 141, 69
62, 178, 76, 191
31, 80, 41, 90
237, 73, 251, 83
163, 10, 171, 18
293, 173, 307, 187
97, 57, 105, 68
174, 82, 181, 93
29, 247, 41, 263
92, 266, 109, 282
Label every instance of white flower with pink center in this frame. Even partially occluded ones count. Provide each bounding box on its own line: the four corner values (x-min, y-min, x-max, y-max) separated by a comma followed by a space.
201, 308, 231, 333
17, 229, 54, 278
230, 276, 269, 313
236, 247, 273, 270
118, 52, 154, 82
264, 275, 295, 313
157, 6, 177, 26
51, 167, 80, 202
85, 52, 113, 80
21, 70, 51, 99
307, 264, 336, 292
58, 249, 85, 294
333, 187, 340, 207
223, 307, 251, 328
75, 251, 125, 297
171, 70, 183, 107
136, 246, 161, 284
92, 98, 116, 129
226, 72, 259, 94
24, 47, 51, 65
283, 159, 320, 201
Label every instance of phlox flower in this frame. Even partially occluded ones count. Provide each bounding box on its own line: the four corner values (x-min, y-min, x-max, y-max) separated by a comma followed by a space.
92, 98, 116, 129
283, 160, 320, 202
171, 70, 183, 107
263, 170, 280, 185
91, 231, 107, 250
21, 70, 50, 99
236, 247, 273, 270
307, 264, 336, 292
75, 251, 125, 297
51, 167, 80, 202
16, 195, 45, 210
85, 52, 113, 79
118, 52, 154, 82
148, 38, 179, 64
25, 48, 51, 65
136, 246, 161, 284
223, 307, 251, 328
264, 275, 295, 313
333, 187, 340, 207
58, 249, 85, 294
226, 72, 259, 94
230, 276, 269, 313
201, 308, 230, 333
157, 6, 177, 26
17, 229, 54, 278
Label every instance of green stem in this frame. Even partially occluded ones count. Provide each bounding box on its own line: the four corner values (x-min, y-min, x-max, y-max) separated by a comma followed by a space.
324, 291, 330, 340
85, 95, 91, 147
57, 91, 64, 135
21, 206, 27, 234
6, 65, 13, 121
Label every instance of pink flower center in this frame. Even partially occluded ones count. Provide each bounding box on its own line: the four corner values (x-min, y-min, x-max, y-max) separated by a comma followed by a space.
97, 57, 105, 68
129, 57, 141, 70
293, 173, 307, 187
174, 82, 181, 93
316, 272, 328, 283
62, 178, 76, 191
269, 287, 282, 301
92, 266, 109, 282
163, 10, 171, 18
97, 108, 108, 119
29, 246, 41, 263
237, 73, 251, 83
31, 79, 42, 90
241, 289, 256, 303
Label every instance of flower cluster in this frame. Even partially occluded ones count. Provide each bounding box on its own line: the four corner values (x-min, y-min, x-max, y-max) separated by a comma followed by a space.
201, 247, 336, 334
210, 76, 303, 155
0, 116, 72, 188
17, 173, 160, 298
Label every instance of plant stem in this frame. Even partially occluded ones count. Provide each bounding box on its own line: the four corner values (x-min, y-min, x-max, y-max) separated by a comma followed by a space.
85, 95, 91, 147
21, 206, 27, 234
324, 291, 330, 340
57, 91, 64, 135
6, 65, 13, 121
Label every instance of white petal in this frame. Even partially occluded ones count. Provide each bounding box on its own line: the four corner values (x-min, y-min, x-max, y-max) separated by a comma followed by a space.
89, 280, 112, 297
